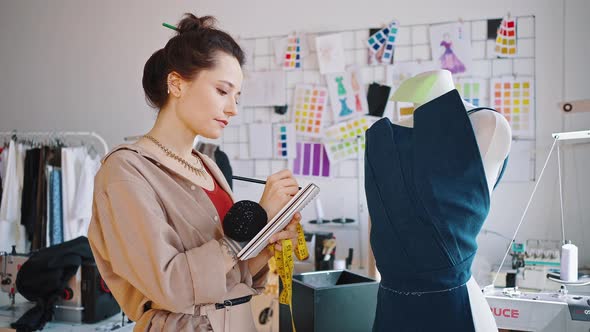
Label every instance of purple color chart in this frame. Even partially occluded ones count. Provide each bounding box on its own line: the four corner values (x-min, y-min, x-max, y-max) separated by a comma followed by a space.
292, 142, 330, 177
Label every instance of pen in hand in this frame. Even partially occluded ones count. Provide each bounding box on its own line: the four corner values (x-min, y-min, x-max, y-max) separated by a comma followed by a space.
232, 175, 302, 190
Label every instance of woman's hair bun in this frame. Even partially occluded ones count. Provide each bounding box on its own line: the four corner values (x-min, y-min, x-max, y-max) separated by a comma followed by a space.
142, 13, 244, 110
176, 13, 216, 35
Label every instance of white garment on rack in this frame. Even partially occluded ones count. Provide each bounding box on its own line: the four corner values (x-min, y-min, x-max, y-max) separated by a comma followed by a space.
70, 153, 100, 239
46, 165, 53, 247
0, 141, 27, 253
61, 147, 86, 241
16, 143, 27, 252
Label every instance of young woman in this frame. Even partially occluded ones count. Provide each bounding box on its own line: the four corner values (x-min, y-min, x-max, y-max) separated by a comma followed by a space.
88, 13, 301, 332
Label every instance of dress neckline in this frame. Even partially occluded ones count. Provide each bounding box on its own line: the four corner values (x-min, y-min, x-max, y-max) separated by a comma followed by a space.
384, 89, 492, 204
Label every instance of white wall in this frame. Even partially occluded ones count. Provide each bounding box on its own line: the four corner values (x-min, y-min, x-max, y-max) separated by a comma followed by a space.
1, 0, 589, 278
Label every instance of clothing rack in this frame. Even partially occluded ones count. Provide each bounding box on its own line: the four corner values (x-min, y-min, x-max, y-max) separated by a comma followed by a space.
0, 131, 109, 156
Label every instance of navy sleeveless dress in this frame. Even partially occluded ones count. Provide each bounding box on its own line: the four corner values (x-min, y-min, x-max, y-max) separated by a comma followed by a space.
365, 89, 507, 331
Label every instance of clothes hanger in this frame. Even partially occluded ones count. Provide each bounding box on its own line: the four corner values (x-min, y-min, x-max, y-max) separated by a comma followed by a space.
55, 137, 65, 148
48, 131, 57, 148
86, 143, 98, 158
32, 135, 41, 148
21, 136, 31, 147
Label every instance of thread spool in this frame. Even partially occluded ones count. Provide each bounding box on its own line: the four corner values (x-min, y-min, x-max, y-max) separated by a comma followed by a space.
314, 198, 324, 221
560, 241, 578, 282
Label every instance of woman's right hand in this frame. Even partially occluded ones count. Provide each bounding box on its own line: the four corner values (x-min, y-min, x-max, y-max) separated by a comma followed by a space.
258, 169, 300, 220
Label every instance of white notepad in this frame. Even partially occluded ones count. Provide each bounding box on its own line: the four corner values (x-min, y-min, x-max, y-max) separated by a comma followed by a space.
238, 183, 320, 260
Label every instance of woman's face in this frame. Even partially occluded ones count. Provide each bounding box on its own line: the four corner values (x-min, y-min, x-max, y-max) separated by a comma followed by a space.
176, 52, 243, 139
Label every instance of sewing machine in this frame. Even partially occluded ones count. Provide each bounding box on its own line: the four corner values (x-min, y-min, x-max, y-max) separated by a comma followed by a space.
0, 247, 29, 307
486, 238, 590, 331
483, 130, 590, 331
485, 283, 590, 331
0, 248, 120, 325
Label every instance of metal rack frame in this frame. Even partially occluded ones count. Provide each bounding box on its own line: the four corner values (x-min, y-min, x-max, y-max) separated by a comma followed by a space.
0, 131, 109, 156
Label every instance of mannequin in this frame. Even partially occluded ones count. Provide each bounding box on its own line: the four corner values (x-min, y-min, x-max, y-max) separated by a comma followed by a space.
393, 70, 511, 331
365, 69, 511, 331
391, 70, 511, 196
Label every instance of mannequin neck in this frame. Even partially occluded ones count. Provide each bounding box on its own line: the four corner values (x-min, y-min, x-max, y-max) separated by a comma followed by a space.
392, 70, 460, 127
390, 70, 512, 196
391, 70, 455, 107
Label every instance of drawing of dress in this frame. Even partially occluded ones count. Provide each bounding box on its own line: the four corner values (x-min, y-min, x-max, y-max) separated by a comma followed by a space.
335, 76, 353, 117
440, 41, 465, 74
351, 71, 363, 112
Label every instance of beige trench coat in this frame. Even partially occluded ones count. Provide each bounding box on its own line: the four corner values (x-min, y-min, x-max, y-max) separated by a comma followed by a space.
88, 144, 268, 331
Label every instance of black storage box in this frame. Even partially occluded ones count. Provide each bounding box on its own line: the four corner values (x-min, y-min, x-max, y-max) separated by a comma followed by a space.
280, 270, 378, 332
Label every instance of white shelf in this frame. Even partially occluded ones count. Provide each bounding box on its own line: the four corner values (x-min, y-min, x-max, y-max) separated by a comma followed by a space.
551, 130, 590, 141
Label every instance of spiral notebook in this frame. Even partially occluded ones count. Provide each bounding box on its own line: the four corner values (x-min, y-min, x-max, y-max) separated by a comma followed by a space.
238, 183, 320, 260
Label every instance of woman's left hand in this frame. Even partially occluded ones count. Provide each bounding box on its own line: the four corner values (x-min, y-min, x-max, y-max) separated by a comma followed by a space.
268, 212, 302, 251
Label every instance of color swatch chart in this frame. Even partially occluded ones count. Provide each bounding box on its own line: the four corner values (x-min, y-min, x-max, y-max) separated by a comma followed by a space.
324, 116, 378, 163
381, 21, 398, 62
491, 77, 534, 137
456, 79, 484, 106
293, 84, 328, 137
284, 34, 302, 70
367, 25, 390, 52
273, 123, 296, 159
236, 15, 535, 183
495, 16, 517, 57
367, 21, 398, 64
367, 22, 396, 52
291, 142, 331, 177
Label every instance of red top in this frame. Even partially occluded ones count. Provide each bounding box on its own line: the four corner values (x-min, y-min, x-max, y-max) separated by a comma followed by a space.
202, 162, 233, 223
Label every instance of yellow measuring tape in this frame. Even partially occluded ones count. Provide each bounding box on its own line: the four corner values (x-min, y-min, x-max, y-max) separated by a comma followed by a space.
269, 223, 308, 332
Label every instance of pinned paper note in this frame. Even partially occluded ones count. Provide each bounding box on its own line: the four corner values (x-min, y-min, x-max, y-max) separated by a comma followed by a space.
491, 77, 535, 137
326, 73, 355, 119
273, 123, 296, 159
291, 142, 331, 177
240, 71, 286, 107
324, 116, 378, 163
248, 123, 273, 159
315, 33, 346, 74
293, 84, 329, 137
495, 16, 517, 57
349, 65, 369, 115
326, 65, 369, 122
455, 78, 485, 107
429, 22, 472, 75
